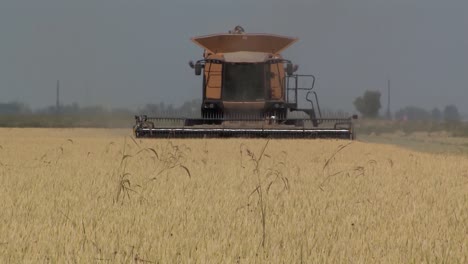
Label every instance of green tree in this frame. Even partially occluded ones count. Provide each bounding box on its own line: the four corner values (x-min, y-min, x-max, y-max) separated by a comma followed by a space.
431, 107, 442, 121
353, 90, 381, 118
443, 105, 460, 123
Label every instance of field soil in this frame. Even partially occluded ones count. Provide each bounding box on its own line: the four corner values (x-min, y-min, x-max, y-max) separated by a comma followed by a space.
0, 128, 467, 263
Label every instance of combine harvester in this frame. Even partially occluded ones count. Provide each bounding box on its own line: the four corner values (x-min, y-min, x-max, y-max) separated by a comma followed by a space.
134, 26, 357, 139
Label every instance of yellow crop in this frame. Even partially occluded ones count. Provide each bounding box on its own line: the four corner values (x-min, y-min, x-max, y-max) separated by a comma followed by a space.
0, 128, 466, 263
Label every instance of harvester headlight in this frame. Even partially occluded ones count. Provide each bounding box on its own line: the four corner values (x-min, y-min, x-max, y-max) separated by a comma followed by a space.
203, 103, 215, 109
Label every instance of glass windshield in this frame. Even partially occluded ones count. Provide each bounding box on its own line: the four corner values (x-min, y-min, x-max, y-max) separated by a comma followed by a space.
223, 63, 265, 101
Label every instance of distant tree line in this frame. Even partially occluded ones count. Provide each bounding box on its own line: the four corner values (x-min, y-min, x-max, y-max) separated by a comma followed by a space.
0, 102, 31, 114
353, 90, 463, 123
137, 99, 201, 116
0, 99, 202, 128
0, 99, 202, 117
0, 95, 464, 129
394, 105, 460, 122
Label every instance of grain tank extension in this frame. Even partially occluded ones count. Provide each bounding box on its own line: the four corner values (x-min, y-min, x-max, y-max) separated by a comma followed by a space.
134, 26, 357, 139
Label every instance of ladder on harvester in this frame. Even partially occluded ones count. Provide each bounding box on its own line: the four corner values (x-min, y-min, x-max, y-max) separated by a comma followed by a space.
285, 74, 322, 127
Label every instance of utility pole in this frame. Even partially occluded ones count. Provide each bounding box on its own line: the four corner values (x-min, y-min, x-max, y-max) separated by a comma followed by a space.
56, 80, 60, 114
386, 79, 391, 120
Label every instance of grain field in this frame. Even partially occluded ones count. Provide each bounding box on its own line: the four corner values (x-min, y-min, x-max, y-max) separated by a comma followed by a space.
0, 128, 466, 263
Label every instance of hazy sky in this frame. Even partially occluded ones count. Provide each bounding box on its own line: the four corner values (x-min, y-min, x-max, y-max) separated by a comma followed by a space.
1, 0, 467, 114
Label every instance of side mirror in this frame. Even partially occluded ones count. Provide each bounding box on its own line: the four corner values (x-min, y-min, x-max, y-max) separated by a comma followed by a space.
293, 64, 299, 73
195, 63, 202, 76
188, 60, 195, 69
286, 63, 294, 76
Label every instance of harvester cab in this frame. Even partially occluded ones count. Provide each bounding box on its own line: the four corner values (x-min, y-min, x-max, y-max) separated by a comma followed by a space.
134, 26, 357, 139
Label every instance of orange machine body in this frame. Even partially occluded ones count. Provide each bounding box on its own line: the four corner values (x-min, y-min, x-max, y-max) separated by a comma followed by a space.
191, 31, 298, 117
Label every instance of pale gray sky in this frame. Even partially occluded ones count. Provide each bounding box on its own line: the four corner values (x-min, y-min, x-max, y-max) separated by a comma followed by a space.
1, 0, 467, 113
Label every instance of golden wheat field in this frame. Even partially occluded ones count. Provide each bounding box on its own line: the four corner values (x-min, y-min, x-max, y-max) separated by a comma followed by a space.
0, 128, 467, 263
